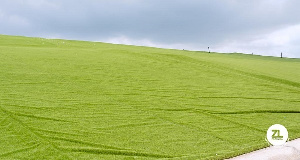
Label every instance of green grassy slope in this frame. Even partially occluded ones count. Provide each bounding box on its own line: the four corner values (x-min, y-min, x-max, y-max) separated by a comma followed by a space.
0, 35, 299, 159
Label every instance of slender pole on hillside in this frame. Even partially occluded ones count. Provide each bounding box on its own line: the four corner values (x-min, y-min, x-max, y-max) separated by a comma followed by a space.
208, 47, 210, 53
281, 52, 282, 58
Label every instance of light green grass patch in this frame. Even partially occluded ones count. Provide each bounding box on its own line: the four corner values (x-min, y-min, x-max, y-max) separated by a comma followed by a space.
0, 35, 299, 159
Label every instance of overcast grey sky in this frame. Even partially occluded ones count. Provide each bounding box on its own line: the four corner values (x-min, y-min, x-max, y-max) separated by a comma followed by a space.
1, 0, 300, 58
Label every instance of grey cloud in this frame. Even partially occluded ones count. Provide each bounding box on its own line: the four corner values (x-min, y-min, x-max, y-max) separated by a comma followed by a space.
0, 0, 299, 57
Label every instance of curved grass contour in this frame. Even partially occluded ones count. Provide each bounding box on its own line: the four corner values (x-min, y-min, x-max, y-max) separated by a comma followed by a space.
0, 35, 299, 159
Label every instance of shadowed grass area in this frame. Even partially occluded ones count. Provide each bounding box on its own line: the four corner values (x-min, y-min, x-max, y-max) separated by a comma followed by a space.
0, 35, 299, 159
211, 110, 300, 114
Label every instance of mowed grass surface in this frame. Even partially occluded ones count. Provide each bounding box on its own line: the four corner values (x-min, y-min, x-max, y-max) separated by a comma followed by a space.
0, 35, 299, 159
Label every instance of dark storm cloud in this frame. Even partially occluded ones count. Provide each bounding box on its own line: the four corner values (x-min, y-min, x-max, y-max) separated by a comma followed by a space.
1, 0, 300, 57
